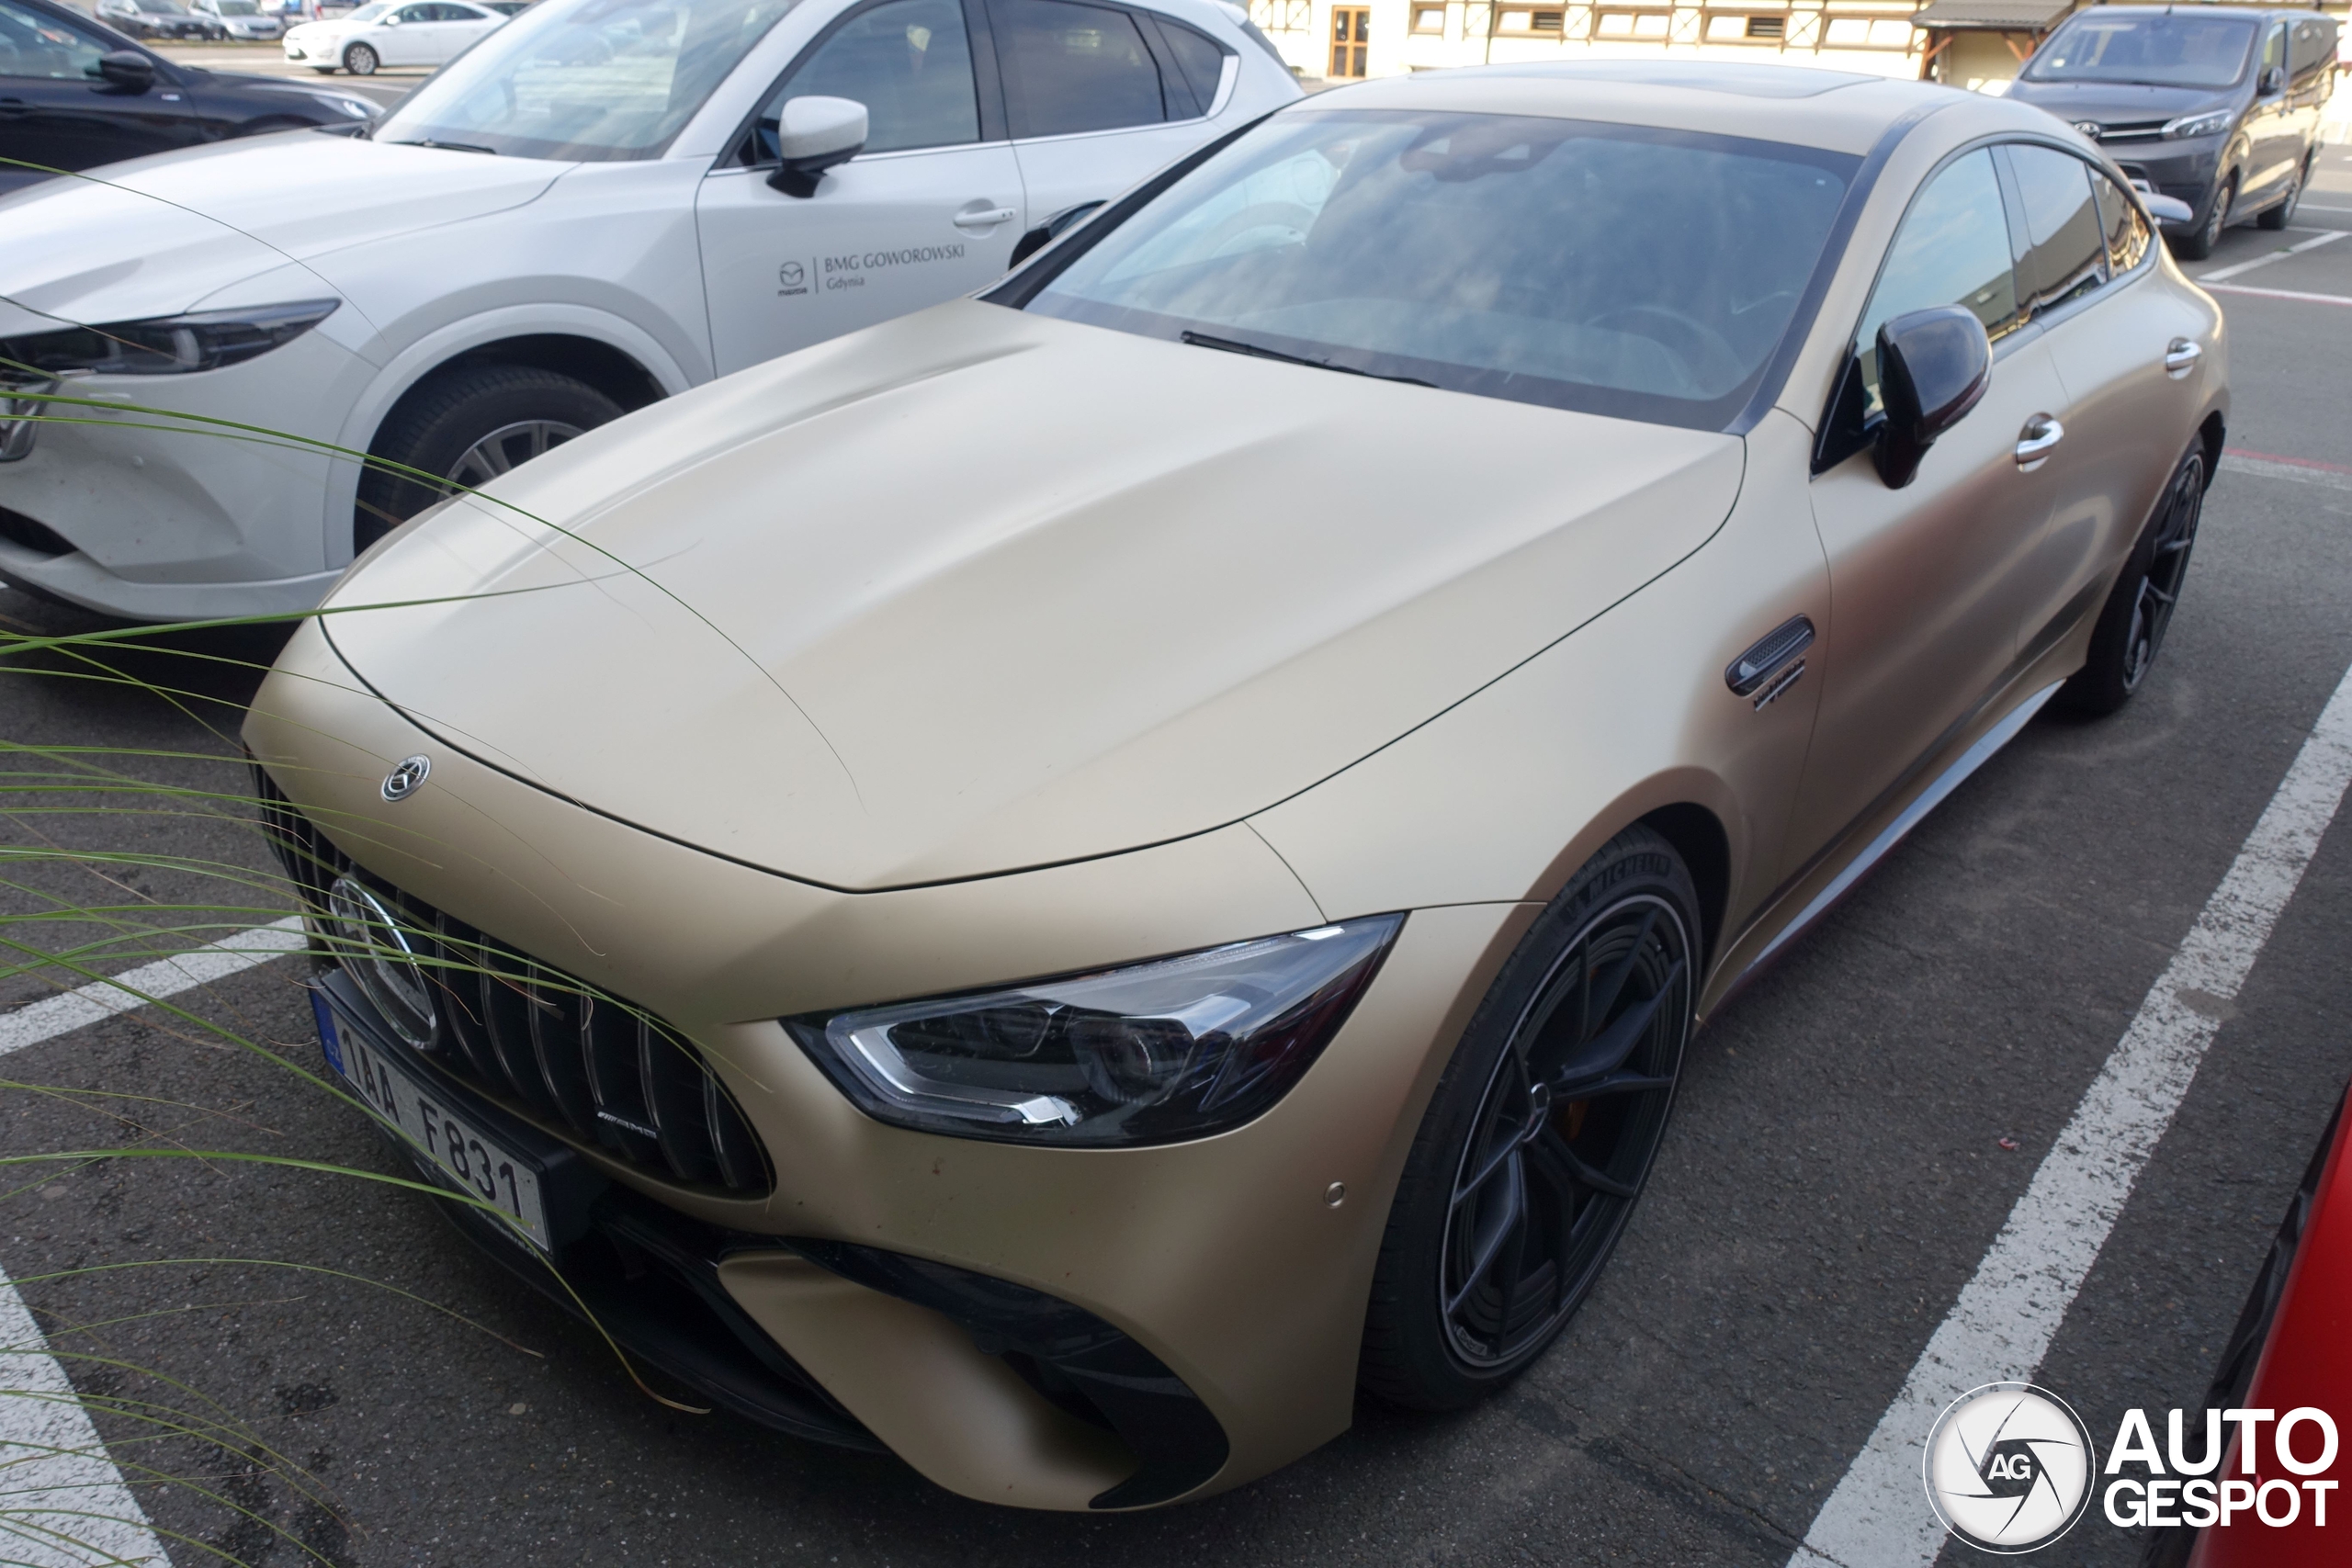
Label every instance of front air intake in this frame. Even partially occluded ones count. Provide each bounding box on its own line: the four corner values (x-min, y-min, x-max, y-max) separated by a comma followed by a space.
254, 767, 772, 1196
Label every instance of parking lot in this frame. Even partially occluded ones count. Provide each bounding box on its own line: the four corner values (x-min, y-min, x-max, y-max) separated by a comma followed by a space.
150, 39, 420, 109
1, 141, 2350, 1566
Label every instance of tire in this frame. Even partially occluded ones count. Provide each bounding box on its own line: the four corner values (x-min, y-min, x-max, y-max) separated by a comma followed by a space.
1360, 825, 1698, 1410
355, 365, 622, 552
2061, 441, 2208, 716
2173, 175, 2234, 262
2257, 154, 2311, 231
343, 41, 377, 73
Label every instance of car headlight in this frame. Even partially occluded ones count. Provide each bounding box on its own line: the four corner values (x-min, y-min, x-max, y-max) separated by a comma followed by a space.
2165, 109, 2234, 141
788, 914, 1404, 1146
0, 300, 337, 378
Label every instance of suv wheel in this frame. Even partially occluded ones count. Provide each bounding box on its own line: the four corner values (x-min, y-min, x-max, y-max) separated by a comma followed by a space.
2174, 174, 2235, 262
354, 365, 623, 552
2257, 154, 2311, 231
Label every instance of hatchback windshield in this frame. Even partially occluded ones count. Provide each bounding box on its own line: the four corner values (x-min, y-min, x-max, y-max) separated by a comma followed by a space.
1018, 110, 1854, 428
2021, 12, 2259, 90
372, 0, 796, 160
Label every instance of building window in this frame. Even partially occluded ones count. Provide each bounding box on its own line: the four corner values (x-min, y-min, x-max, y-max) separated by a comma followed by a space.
1496, 6, 1563, 29
1410, 3, 1443, 31
1705, 10, 1786, 41
1593, 8, 1668, 38
1822, 14, 1916, 48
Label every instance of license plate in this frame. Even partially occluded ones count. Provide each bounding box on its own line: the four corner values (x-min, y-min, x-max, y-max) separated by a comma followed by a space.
311, 990, 552, 1250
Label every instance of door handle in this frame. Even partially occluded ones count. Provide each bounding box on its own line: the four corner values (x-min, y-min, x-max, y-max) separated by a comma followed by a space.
952, 205, 1017, 231
2164, 337, 2203, 378
2015, 414, 2064, 471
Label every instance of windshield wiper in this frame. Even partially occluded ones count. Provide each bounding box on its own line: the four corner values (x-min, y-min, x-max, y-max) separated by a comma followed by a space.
388, 138, 496, 154
1179, 329, 1433, 388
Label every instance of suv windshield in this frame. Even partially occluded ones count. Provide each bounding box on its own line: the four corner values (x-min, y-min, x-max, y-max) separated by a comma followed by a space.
1015, 109, 1854, 429
2021, 12, 2259, 90
371, 0, 796, 161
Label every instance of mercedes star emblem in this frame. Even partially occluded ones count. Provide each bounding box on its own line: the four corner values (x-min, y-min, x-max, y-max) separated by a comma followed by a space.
380, 754, 431, 803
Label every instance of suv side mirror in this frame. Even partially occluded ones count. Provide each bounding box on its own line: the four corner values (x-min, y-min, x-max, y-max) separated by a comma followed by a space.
1873, 305, 1991, 490
766, 96, 867, 197
95, 50, 157, 91
2260, 64, 2285, 95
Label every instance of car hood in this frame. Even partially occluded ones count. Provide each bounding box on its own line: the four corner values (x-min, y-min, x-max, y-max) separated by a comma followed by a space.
2006, 79, 2237, 121
312, 300, 1747, 890
0, 135, 560, 333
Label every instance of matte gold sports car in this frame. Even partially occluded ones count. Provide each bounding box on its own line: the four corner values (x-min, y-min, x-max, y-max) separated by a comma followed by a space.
244, 61, 2227, 1510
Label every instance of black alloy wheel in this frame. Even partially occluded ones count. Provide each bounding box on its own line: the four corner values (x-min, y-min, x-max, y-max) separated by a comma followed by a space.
1361, 827, 1697, 1407
344, 41, 378, 73
2176, 175, 2235, 262
2064, 442, 2207, 716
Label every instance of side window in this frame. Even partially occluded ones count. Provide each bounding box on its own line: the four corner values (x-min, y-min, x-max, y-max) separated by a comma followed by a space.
773, 0, 980, 155
1155, 17, 1227, 118
996, 0, 1166, 139
2089, 169, 2151, 278
1853, 148, 2019, 418
0, 0, 108, 79
2262, 22, 2286, 86
2003, 144, 2106, 318
394, 5, 436, 21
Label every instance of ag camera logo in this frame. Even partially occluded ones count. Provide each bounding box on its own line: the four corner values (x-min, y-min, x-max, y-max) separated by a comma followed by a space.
1924, 1383, 2096, 1553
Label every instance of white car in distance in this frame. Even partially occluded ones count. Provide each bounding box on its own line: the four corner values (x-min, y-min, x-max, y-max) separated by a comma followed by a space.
0, 0, 1296, 620
284, 0, 503, 74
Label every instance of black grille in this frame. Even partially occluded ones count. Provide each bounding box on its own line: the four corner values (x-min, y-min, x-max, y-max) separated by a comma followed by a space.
255, 768, 772, 1196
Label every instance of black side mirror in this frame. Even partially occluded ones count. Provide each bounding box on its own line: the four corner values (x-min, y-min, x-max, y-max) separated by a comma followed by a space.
1007, 200, 1104, 269
96, 50, 157, 92
2260, 65, 2285, 95
1872, 305, 1991, 490
765, 96, 867, 197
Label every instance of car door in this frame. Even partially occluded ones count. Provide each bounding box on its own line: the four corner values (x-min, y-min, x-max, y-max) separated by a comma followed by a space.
2011, 151, 2209, 665
1789, 145, 2072, 865
695, 0, 1026, 377
0, 0, 198, 176
989, 0, 1231, 224
373, 2, 434, 62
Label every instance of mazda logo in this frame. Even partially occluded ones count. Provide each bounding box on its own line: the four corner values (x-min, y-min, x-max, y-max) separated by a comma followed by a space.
381, 754, 431, 803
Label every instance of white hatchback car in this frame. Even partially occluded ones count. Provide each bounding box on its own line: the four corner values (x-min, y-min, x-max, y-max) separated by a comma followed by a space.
284, 0, 503, 74
0, 0, 1295, 619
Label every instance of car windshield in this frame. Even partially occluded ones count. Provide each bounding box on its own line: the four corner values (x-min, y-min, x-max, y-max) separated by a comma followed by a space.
2021, 13, 2259, 90
217, 2, 260, 13
1017, 109, 1855, 429
369, 0, 793, 159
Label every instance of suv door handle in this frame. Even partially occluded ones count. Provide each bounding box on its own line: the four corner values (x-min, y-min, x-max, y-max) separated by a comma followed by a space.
2016, 414, 2064, 471
952, 204, 1017, 231
2165, 337, 2203, 378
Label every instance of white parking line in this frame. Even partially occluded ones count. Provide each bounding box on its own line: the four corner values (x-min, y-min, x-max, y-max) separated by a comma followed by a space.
2196, 227, 2347, 283
1787, 657, 2352, 1568
0, 918, 305, 1059
2219, 451, 2352, 493
2202, 282, 2352, 307
0, 1258, 171, 1567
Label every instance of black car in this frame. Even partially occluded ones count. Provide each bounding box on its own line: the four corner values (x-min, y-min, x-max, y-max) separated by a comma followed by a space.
2009, 5, 2338, 260
0, 0, 377, 196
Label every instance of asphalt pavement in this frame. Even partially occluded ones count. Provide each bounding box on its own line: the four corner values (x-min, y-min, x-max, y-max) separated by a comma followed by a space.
153, 39, 418, 108
1, 151, 2351, 1567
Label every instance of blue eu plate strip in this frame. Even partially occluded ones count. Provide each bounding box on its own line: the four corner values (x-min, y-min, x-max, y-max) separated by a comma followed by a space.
308, 986, 345, 1076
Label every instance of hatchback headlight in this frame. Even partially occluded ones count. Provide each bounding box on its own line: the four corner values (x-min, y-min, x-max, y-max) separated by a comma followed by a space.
0, 299, 337, 378
789, 915, 1403, 1146
2165, 109, 2234, 141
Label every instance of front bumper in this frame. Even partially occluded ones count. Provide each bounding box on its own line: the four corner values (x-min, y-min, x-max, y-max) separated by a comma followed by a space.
245, 615, 1525, 1507
0, 331, 367, 620
2103, 141, 2223, 226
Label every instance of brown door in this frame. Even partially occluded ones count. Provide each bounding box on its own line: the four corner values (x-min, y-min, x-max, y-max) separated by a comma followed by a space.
1329, 6, 1368, 76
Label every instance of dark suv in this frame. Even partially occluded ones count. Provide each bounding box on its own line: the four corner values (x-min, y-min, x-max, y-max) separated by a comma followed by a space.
2009, 5, 2338, 260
